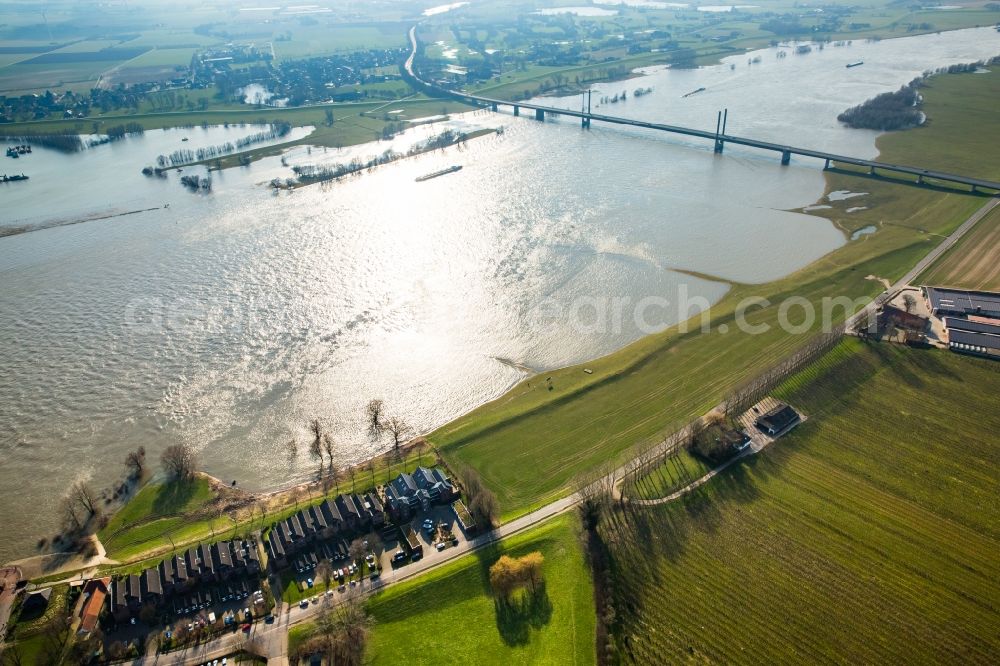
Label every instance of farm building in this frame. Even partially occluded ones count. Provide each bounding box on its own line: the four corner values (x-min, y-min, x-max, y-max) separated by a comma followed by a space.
924, 287, 1000, 319
755, 403, 800, 437
877, 304, 928, 338
943, 317, 1000, 359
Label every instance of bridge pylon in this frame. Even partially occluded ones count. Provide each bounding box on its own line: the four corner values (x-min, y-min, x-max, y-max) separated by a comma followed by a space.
713, 109, 728, 153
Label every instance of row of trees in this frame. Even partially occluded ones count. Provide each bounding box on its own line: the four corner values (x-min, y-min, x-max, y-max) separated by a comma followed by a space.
292, 130, 470, 185
2, 132, 83, 153
154, 122, 291, 168
295, 400, 415, 494
720, 324, 846, 420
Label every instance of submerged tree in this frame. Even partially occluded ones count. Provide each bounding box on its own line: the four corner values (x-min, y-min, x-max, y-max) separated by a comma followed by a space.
366, 399, 384, 440
383, 416, 413, 455
124, 446, 146, 479
161, 443, 197, 480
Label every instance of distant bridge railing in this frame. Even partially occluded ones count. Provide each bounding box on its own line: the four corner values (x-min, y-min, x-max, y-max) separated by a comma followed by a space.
403, 26, 1000, 195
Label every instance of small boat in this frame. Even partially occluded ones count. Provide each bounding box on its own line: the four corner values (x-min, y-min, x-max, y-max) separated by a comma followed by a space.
1, 173, 29, 182
683, 87, 706, 98
846, 61, 864, 68
415, 165, 462, 182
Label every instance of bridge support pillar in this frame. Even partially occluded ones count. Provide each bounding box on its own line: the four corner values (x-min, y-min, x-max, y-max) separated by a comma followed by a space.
824, 158, 831, 170
869, 166, 876, 176
535, 108, 545, 121
513, 105, 519, 116
781, 150, 791, 166
917, 174, 924, 185
714, 140, 724, 154
490, 102, 498, 112
582, 117, 590, 129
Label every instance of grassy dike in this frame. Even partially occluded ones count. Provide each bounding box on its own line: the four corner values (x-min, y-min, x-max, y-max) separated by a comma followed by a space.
429, 68, 1000, 523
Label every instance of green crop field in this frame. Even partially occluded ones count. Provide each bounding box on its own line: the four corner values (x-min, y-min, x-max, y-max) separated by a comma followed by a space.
291, 514, 595, 665
430, 67, 1000, 523
919, 203, 1000, 292
602, 338, 1000, 664
625, 447, 712, 501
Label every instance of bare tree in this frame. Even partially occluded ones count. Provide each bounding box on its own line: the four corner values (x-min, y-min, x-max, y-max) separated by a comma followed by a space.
365, 531, 384, 559
309, 419, 324, 463
322, 433, 336, 467
902, 293, 917, 313
316, 560, 333, 590
384, 416, 412, 455
70, 481, 100, 517
161, 444, 197, 480
59, 491, 85, 533
124, 446, 146, 479
302, 598, 372, 666
366, 399, 384, 440
348, 537, 367, 570
469, 489, 499, 529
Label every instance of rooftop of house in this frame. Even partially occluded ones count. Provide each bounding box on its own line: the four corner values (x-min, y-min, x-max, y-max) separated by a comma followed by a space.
78, 578, 110, 634
144, 567, 162, 595
391, 472, 418, 497
880, 304, 928, 329
214, 542, 233, 567
23, 587, 51, 609
756, 403, 800, 433
321, 497, 344, 524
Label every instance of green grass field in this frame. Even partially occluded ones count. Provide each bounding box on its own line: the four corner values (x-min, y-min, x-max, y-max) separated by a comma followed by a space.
602, 339, 1000, 663
291, 514, 595, 665
428, 66, 1000, 524
624, 447, 713, 501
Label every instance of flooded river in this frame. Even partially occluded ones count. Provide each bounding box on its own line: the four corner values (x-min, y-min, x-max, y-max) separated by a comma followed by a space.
0, 27, 997, 562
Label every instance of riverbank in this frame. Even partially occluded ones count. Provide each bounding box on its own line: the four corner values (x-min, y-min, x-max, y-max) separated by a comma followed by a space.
426, 65, 1000, 523
2, 34, 998, 571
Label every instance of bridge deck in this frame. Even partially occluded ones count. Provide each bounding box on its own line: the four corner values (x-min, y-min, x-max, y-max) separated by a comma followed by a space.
405, 26, 1000, 193
467, 95, 1000, 191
